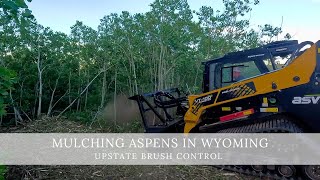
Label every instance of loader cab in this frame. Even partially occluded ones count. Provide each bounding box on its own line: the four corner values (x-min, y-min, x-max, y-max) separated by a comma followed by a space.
202, 40, 313, 93
206, 56, 274, 90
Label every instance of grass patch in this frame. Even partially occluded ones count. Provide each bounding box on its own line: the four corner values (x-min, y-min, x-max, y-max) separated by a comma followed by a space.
96, 118, 144, 133
65, 110, 93, 124
0, 165, 6, 180
65, 110, 144, 133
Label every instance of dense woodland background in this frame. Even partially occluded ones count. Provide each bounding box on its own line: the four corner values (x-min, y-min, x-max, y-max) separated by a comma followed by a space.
0, 0, 290, 127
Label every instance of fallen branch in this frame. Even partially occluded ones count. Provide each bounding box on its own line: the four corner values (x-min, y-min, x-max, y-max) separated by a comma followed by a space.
56, 69, 106, 119
47, 89, 68, 117
21, 109, 32, 121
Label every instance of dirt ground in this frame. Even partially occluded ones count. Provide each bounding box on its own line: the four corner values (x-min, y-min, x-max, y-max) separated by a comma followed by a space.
1, 118, 258, 180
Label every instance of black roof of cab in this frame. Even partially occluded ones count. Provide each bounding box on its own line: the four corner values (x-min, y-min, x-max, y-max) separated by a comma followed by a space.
203, 40, 300, 65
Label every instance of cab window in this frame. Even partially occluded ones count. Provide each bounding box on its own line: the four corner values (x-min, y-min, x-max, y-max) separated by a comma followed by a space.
221, 61, 261, 87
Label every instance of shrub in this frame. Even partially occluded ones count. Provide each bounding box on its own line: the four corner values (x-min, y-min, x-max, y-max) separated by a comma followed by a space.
0, 67, 16, 116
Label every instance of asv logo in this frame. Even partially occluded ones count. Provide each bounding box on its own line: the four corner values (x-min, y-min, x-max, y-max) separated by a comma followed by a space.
292, 96, 320, 104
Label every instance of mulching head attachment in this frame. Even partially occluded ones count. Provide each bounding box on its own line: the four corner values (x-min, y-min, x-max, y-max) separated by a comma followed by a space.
129, 88, 187, 133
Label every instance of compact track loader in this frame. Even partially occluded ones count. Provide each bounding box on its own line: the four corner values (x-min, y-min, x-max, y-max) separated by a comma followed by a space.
130, 40, 320, 179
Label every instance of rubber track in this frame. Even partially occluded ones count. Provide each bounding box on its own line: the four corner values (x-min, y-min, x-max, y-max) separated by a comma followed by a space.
218, 117, 303, 133
215, 115, 305, 180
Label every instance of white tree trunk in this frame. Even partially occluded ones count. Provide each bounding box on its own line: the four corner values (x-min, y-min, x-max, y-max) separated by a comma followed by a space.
113, 70, 117, 125
47, 76, 60, 116
100, 62, 107, 108
68, 71, 72, 111
76, 65, 81, 112
36, 47, 43, 119
84, 70, 89, 109
33, 83, 38, 118
10, 89, 23, 125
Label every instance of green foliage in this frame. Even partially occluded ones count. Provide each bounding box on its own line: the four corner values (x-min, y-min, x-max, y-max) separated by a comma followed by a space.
0, 67, 16, 116
0, 0, 34, 18
66, 111, 93, 124
0, 0, 34, 38
0, 165, 6, 180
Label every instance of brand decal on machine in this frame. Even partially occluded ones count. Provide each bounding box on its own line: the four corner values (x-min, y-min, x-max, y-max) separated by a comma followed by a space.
191, 92, 218, 115
275, 48, 287, 52
221, 87, 241, 94
248, 54, 264, 58
216, 82, 256, 102
194, 95, 213, 104
292, 95, 320, 104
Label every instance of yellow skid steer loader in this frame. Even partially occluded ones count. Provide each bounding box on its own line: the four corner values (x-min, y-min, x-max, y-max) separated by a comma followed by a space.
130, 40, 320, 179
